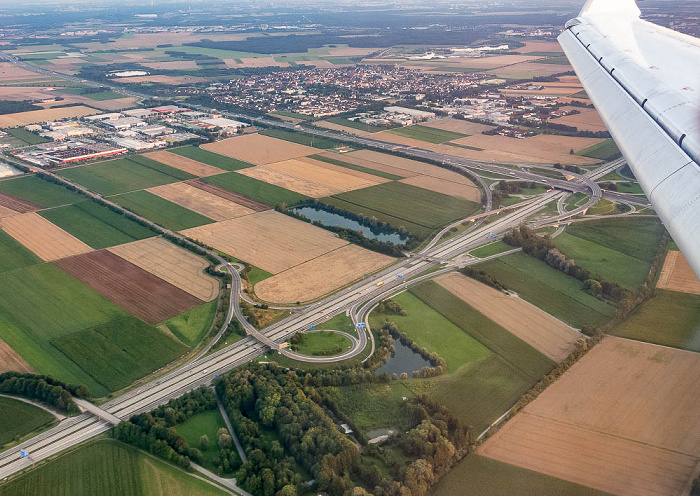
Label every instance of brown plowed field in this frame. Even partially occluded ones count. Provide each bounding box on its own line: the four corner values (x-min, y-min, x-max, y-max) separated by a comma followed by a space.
0, 192, 40, 213
400, 175, 481, 202
186, 179, 269, 212
517, 41, 564, 53
144, 150, 225, 177
0, 205, 16, 218
553, 108, 608, 133
255, 244, 393, 303
435, 273, 579, 362
421, 118, 495, 135
202, 134, 316, 165
0, 106, 99, 128
266, 158, 388, 191
480, 413, 696, 496
0, 63, 46, 82
108, 237, 219, 302
180, 210, 348, 274
54, 250, 203, 324
236, 166, 342, 198
0, 339, 33, 373
147, 182, 254, 221
0, 213, 92, 261
481, 336, 700, 496
657, 251, 700, 295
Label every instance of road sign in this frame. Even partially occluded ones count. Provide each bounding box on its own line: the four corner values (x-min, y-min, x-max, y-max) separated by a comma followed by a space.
397, 275, 403, 280
355, 322, 366, 328
214, 374, 218, 379
310, 325, 315, 330
20, 450, 28, 459
489, 233, 497, 238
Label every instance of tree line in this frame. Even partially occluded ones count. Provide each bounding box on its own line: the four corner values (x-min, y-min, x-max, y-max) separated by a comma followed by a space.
0, 372, 87, 414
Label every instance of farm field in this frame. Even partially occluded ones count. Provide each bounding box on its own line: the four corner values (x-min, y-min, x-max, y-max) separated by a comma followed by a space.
111, 190, 214, 231
614, 290, 700, 351
475, 252, 615, 328
170, 146, 255, 171
554, 232, 650, 290
164, 300, 218, 347
325, 181, 481, 235
0, 228, 40, 274
0, 439, 227, 496
435, 273, 580, 362
480, 337, 700, 496
266, 157, 389, 191
319, 150, 418, 178
58, 157, 195, 196
292, 331, 352, 356
554, 108, 608, 132
0, 105, 98, 127
421, 118, 495, 135
260, 128, 340, 149
0, 397, 55, 447
54, 250, 203, 324
143, 150, 225, 177
0, 192, 39, 213
38, 201, 155, 250
656, 250, 700, 295
254, 244, 393, 303
0, 212, 93, 261
6, 127, 49, 145
202, 133, 316, 165
469, 240, 513, 258
52, 316, 187, 391
108, 237, 219, 302
175, 409, 236, 472
0, 338, 33, 373
431, 455, 610, 496
576, 139, 621, 161
399, 175, 481, 202
0, 176, 83, 208
181, 210, 347, 274
309, 154, 403, 180
368, 291, 492, 374
203, 171, 309, 207
236, 165, 341, 197
386, 124, 468, 144
146, 182, 254, 221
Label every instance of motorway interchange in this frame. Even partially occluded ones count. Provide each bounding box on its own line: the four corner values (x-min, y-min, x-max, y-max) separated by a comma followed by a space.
0, 57, 650, 483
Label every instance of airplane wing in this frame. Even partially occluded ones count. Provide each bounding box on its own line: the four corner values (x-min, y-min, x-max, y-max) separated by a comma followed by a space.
559, 0, 700, 278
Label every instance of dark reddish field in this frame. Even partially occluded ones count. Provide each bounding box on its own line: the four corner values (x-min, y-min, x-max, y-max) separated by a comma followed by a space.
0, 192, 40, 213
54, 250, 203, 324
186, 179, 269, 212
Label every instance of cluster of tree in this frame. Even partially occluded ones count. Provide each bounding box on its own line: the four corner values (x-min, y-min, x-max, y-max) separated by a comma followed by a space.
0, 372, 86, 414
503, 225, 632, 304
0, 100, 42, 115
150, 387, 217, 426
375, 299, 407, 316
496, 180, 538, 197
460, 266, 508, 292
553, 163, 582, 174
381, 322, 446, 378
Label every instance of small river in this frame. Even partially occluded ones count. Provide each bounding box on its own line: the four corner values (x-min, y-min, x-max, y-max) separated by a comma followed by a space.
375, 340, 432, 377
291, 206, 408, 245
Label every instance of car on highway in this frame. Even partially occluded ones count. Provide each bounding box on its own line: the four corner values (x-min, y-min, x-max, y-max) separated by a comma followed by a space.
376, 282, 384, 287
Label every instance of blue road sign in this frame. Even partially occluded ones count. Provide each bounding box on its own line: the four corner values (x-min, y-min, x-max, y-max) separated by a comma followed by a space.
310, 325, 315, 330
20, 450, 28, 459
214, 374, 218, 378
397, 275, 403, 280
355, 322, 366, 328
489, 233, 497, 238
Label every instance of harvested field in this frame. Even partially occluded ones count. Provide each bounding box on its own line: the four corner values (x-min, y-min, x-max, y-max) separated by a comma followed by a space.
657, 251, 700, 295
109, 75, 206, 85
481, 336, 700, 496
143, 150, 225, 177
553, 108, 607, 132
266, 157, 388, 191
0, 339, 33, 373
435, 272, 579, 362
421, 118, 495, 135
0, 192, 39, 213
517, 40, 564, 53
255, 244, 393, 303
314, 120, 371, 135
436, 54, 543, 70
0, 105, 98, 128
223, 56, 288, 68
399, 175, 481, 202
372, 130, 440, 149
319, 151, 418, 178
236, 166, 342, 197
54, 250, 203, 324
0, 212, 92, 261
0, 205, 17, 218
185, 179, 269, 211
202, 133, 316, 165
108, 237, 219, 302
147, 182, 254, 221
141, 60, 199, 70
180, 210, 347, 274
0, 63, 45, 81
491, 62, 574, 79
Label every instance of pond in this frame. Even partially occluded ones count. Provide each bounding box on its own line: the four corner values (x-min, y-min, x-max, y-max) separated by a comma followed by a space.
291, 206, 408, 245
375, 340, 432, 377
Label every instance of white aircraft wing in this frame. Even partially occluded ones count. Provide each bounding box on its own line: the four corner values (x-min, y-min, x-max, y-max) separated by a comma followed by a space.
559, 0, 700, 278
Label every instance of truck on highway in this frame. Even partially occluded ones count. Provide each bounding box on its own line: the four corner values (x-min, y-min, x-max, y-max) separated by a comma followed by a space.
376, 281, 384, 287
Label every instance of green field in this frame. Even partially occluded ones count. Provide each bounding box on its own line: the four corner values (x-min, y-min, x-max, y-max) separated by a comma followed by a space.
292, 331, 352, 356
204, 172, 309, 207
614, 290, 700, 351
170, 146, 255, 171
39, 201, 155, 250
554, 232, 650, 289
0, 397, 55, 447
176, 409, 238, 472
0, 439, 227, 496
469, 240, 513, 258
309, 154, 403, 180
259, 128, 340, 149
57, 88, 123, 100
431, 455, 611, 496
0, 176, 83, 208
564, 217, 664, 263
314, 312, 357, 337
369, 291, 491, 373
476, 252, 615, 328
325, 117, 391, 133
6, 127, 49, 144
0, 229, 41, 274
325, 181, 482, 237
0, 264, 129, 396
112, 191, 214, 231
58, 157, 195, 196
576, 139, 621, 161
387, 124, 468, 144
165, 300, 218, 347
